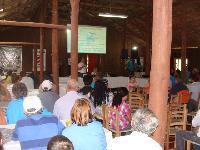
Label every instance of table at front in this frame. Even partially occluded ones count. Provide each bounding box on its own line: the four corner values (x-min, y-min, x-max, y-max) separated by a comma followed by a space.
59, 77, 149, 97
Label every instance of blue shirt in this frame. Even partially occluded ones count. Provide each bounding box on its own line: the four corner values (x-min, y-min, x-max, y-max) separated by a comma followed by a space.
170, 75, 176, 87
6, 97, 52, 124
13, 114, 64, 150
62, 121, 107, 150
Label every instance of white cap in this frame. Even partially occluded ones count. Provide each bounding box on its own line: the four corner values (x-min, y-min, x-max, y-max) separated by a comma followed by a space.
41, 80, 53, 91
0, 76, 6, 82
23, 96, 43, 114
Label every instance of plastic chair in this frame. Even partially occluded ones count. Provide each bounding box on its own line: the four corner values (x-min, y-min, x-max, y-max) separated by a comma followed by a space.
177, 90, 190, 104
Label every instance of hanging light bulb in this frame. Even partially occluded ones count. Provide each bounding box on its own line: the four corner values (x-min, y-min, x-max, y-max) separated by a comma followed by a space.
0, 0, 4, 12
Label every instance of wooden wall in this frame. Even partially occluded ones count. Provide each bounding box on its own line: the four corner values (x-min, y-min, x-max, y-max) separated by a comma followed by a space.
0, 27, 38, 72
0, 26, 199, 76
0, 26, 129, 76
171, 48, 200, 71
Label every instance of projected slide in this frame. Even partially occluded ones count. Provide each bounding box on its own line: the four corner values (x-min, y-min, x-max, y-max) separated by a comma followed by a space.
67, 25, 107, 54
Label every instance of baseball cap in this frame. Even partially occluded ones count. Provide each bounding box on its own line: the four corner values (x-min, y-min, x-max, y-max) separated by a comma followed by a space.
41, 80, 53, 91
23, 96, 43, 114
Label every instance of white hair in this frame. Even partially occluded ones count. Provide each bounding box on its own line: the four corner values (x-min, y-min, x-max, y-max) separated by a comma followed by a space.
131, 108, 159, 136
66, 79, 79, 92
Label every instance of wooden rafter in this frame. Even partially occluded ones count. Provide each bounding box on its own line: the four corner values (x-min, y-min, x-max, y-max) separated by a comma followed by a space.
0, 20, 66, 29
0, 42, 39, 45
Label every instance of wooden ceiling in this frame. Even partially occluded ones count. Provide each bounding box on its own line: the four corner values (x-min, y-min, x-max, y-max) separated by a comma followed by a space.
1, 0, 200, 47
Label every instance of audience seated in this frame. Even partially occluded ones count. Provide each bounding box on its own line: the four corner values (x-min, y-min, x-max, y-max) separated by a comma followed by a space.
92, 79, 108, 107
0, 76, 11, 101
109, 87, 131, 130
53, 79, 81, 121
190, 68, 199, 83
20, 71, 34, 91
47, 135, 74, 150
79, 86, 96, 115
7, 82, 51, 124
38, 80, 60, 113
127, 74, 137, 92
5, 70, 12, 85
170, 68, 176, 87
187, 78, 200, 112
7, 73, 19, 99
6, 82, 28, 124
170, 76, 188, 96
176, 109, 200, 150
0, 132, 3, 150
144, 79, 150, 94
13, 96, 64, 150
62, 98, 107, 150
91, 72, 108, 89
107, 108, 162, 150
79, 74, 93, 92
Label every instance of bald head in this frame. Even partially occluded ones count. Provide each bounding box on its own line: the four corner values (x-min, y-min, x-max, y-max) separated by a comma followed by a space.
66, 79, 79, 92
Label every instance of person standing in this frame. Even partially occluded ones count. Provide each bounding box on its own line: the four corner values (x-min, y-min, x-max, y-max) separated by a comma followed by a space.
78, 58, 87, 77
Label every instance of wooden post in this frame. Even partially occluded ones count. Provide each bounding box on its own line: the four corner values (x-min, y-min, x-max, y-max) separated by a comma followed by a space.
52, 0, 59, 92
145, 0, 151, 76
39, 0, 47, 83
70, 0, 80, 80
40, 28, 44, 83
33, 46, 37, 76
181, 23, 187, 82
148, 0, 172, 147
123, 21, 126, 50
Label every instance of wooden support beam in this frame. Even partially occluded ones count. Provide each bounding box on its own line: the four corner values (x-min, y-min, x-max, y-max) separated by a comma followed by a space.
181, 28, 187, 82
0, 20, 66, 30
70, 0, 80, 80
39, 0, 47, 83
144, 0, 151, 76
149, 0, 172, 147
52, 0, 59, 92
181, 8, 187, 82
40, 28, 44, 83
33, 46, 37, 76
0, 42, 39, 45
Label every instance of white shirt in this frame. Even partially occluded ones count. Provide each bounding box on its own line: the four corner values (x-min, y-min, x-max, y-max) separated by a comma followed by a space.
7, 84, 14, 99
187, 82, 200, 101
107, 131, 163, 150
192, 110, 200, 137
53, 91, 81, 120
20, 77, 34, 90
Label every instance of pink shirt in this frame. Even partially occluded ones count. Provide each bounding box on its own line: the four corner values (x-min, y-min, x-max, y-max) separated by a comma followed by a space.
127, 82, 137, 91
109, 100, 131, 130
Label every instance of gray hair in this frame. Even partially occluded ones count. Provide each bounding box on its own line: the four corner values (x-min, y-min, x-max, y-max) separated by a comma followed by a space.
66, 79, 79, 92
131, 108, 159, 136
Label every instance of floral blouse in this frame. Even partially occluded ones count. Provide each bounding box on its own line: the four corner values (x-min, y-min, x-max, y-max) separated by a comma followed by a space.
109, 100, 131, 130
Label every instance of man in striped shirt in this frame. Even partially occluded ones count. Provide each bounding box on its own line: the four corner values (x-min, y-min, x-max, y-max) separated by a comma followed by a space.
13, 96, 64, 150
